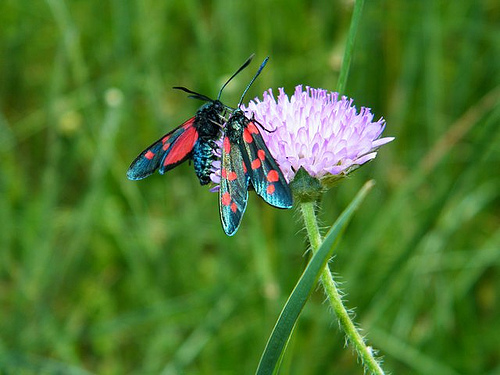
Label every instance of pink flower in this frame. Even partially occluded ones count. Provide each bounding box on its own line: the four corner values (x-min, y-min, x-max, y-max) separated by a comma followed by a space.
243, 85, 393, 182
210, 85, 393, 189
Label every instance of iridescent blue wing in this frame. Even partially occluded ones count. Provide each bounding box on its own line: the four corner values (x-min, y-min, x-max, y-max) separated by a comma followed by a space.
219, 135, 250, 236
239, 119, 293, 208
127, 117, 198, 180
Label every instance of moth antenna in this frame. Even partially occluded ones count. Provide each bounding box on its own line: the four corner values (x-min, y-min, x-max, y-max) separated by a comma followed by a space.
216, 54, 255, 100
252, 116, 275, 133
173, 86, 213, 102
237, 56, 269, 108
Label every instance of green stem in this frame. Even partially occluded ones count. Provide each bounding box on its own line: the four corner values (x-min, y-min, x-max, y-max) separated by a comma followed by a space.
300, 201, 385, 375
336, 0, 365, 95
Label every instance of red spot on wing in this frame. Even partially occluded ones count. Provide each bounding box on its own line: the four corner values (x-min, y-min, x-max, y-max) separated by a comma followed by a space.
230, 202, 238, 212
242, 160, 247, 173
145, 150, 155, 160
182, 117, 195, 129
228, 171, 238, 181
160, 118, 194, 148
267, 170, 279, 182
266, 184, 276, 195
257, 149, 266, 160
247, 122, 259, 134
223, 136, 231, 154
251, 158, 261, 170
221, 192, 231, 206
221, 168, 227, 179
243, 129, 253, 143
163, 126, 198, 166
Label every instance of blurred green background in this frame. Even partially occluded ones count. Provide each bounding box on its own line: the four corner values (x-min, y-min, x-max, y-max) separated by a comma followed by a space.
1, 0, 499, 374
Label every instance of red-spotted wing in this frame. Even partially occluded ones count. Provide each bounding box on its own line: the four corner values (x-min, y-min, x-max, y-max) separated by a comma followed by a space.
127, 117, 198, 180
240, 119, 293, 208
219, 135, 251, 236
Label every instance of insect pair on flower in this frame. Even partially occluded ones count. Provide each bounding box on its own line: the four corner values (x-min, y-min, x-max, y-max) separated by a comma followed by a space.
127, 56, 293, 236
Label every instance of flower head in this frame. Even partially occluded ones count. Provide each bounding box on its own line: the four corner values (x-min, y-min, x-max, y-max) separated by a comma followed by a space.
243, 85, 394, 184
210, 85, 393, 199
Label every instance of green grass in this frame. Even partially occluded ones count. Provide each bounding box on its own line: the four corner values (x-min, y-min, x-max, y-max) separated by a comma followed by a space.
1, 0, 499, 374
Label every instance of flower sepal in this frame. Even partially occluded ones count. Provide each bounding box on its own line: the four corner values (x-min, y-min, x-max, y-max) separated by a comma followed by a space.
319, 173, 348, 190
319, 164, 362, 190
290, 167, 324, 203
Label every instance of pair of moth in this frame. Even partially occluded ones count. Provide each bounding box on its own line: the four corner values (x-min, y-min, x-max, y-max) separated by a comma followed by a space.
127, 56, 293, 236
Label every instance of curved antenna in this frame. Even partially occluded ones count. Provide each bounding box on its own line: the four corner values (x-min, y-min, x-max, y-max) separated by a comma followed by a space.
172, 86, 213, 102
237, 56, 269, 107
216, 53, 255, 100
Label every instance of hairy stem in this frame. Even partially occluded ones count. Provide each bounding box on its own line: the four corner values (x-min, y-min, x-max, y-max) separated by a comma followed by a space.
300, 201, 385, 375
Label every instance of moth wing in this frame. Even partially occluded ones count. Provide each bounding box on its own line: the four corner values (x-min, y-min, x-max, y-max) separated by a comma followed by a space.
219, 135, 250, 236
241, 120, 293, 208
127, 117, 197, 180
